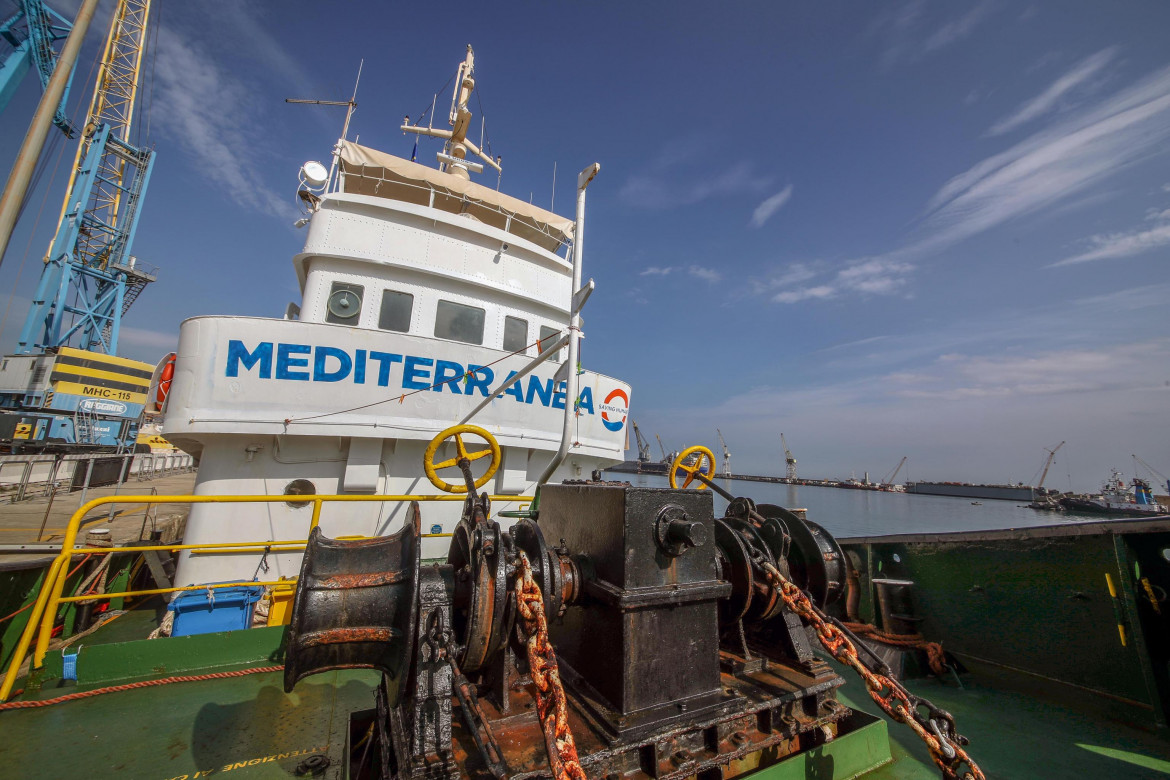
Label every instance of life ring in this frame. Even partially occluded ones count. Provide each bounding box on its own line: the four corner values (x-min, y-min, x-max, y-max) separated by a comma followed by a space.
155, 354, 175, 411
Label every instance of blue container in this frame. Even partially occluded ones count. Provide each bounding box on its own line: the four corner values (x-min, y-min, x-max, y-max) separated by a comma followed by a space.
168, 584, 264, 637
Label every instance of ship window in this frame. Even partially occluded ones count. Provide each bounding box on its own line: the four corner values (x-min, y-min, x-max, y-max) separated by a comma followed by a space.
325, 282, 364, 325
435, 300, 485, 345
503, 316, 528, 353
539, 326, 562, 363
378, 290, 414, 332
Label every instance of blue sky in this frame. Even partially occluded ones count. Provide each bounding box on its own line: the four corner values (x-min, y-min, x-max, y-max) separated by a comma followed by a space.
1, 1, 1167, 490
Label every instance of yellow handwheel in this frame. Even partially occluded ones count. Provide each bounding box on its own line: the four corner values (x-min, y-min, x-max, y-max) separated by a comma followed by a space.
669, 445, 717, 489
423, 424, 503, 493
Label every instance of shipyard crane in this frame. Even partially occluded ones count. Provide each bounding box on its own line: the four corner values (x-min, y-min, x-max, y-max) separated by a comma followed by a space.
882, 456, 907, 487
1036, 441, 1065, 490
631, 420, 652, 462
0, 0, 158, 452
17, 0, 156, 356
0, 0, 77, 135
717, 428, 731, 477
1133, 454, 1170, 496
780, 433, 797, 481
655, 433, 668, 463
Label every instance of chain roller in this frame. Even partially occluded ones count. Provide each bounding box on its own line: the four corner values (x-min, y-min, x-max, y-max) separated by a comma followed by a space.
515, 551, 587, 780
760, 562, 984, 780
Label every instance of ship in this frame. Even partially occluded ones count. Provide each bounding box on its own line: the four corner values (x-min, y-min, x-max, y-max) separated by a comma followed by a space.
1061, 471, 1169, 517
6, 43, 1170, 780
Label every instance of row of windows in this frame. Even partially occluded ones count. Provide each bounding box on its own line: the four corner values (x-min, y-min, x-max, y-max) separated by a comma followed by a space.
324, 281, 562, 357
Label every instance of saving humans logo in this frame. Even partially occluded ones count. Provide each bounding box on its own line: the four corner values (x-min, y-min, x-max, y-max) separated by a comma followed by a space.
598, 389, 628, 432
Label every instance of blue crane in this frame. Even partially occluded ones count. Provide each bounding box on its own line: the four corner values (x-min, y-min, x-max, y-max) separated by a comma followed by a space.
0, 0, 75, 136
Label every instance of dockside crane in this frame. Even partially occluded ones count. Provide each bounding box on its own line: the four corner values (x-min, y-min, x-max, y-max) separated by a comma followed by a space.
882, 456, 907, 488
18, 0, 156, 357
1133, 454, 1170, 496
655, 433, 670, 463
716, 429, 731, 477
631, 420, 652, 462
780, 433, 797, 481
0, 0, 159, 452
1036, 441, 1065, 491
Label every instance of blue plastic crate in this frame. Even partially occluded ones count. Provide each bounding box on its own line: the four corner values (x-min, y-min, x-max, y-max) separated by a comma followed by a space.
168, 584, 264, 637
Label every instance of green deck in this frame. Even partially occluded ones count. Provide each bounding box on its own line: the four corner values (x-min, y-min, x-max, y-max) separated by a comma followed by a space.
3, 604, 1170, 779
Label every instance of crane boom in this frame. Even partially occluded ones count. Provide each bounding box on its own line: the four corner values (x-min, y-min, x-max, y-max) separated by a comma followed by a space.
655, 433, 668, 462
780, 433, 797, 481
1133, 454, 1170, 495
883, 456, 907, 486
716, 429, 731, 477
1037, 441, 1065, 490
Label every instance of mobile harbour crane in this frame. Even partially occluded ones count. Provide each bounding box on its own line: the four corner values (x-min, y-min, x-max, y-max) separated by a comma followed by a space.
0, 0, 161, 452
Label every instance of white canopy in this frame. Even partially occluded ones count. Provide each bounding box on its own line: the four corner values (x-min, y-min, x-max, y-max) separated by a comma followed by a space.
338, 141, 574, 252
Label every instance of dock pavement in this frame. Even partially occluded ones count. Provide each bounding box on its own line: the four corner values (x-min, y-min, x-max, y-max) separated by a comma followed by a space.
0, 471, 197, 560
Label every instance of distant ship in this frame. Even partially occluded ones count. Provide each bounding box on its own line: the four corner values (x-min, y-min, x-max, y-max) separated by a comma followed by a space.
1061, 471, 1168, 517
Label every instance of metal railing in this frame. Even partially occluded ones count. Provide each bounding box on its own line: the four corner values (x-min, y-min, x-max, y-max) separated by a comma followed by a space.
0, 451, 196, 504
0, 490, 532, 702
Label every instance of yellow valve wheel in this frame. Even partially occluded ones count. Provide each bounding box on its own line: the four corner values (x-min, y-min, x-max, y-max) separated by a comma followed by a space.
423, 424, 503, 494
669, 445, 717, 490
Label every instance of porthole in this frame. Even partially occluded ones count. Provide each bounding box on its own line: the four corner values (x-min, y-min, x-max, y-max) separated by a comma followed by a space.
284, 479, 316, 508
891, 553, 902, 563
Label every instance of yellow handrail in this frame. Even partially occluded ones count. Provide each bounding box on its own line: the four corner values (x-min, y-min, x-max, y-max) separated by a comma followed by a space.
0, 491, 531, 702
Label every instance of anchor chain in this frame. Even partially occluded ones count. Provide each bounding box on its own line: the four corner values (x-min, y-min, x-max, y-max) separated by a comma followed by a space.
761, 562, 985, 780
514, 551, 587, 780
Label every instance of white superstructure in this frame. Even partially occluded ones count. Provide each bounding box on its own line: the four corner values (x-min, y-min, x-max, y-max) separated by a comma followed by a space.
163, 48, 630, 584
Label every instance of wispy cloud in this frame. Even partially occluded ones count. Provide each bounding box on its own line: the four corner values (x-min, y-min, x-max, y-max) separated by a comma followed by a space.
639, 266, 676, 276
620, 161, 772, 210
1048, 222, 1170, 268
892, 341, 1168, 400
151, 20, 298, 219
914, 64, 1170, 255
768, 258, 914, 304
688, 266, 722, 283
923, 3, 993, 53
753, 262, 819, 294
988, 47, 1116, 136
750, 185, 793, 228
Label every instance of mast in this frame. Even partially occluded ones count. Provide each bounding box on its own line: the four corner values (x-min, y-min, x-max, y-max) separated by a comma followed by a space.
400, 45, 501, 180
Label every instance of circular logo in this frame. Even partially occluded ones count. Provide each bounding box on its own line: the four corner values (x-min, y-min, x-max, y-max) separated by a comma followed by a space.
599, 388, 629, 432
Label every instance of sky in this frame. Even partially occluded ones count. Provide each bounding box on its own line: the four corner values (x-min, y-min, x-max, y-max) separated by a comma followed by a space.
1, 1, 1167, 491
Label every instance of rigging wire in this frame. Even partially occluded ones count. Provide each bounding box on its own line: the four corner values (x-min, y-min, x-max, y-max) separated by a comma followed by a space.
284, 332, 566, 424
142, 0, 162, 146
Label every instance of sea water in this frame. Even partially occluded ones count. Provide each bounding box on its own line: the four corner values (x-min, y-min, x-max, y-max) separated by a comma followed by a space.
605, 472, 1102, 539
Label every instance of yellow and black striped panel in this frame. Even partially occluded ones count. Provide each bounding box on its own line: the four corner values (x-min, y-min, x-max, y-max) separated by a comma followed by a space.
50, 347, 154, 406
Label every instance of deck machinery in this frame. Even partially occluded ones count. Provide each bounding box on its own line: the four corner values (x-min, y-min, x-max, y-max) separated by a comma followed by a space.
284, 451, 861, 779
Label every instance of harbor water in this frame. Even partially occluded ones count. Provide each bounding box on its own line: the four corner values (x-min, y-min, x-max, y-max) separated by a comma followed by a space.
606, 471, 1103, 539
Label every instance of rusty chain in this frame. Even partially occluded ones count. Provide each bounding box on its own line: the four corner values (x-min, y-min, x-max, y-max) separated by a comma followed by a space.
515, 551, 587, 780
761, 562, 985, 780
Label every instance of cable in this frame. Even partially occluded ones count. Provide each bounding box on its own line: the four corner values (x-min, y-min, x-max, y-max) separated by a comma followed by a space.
284, 333, 559, 423
0, 665, 285, 710
142, 0, 162, 146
